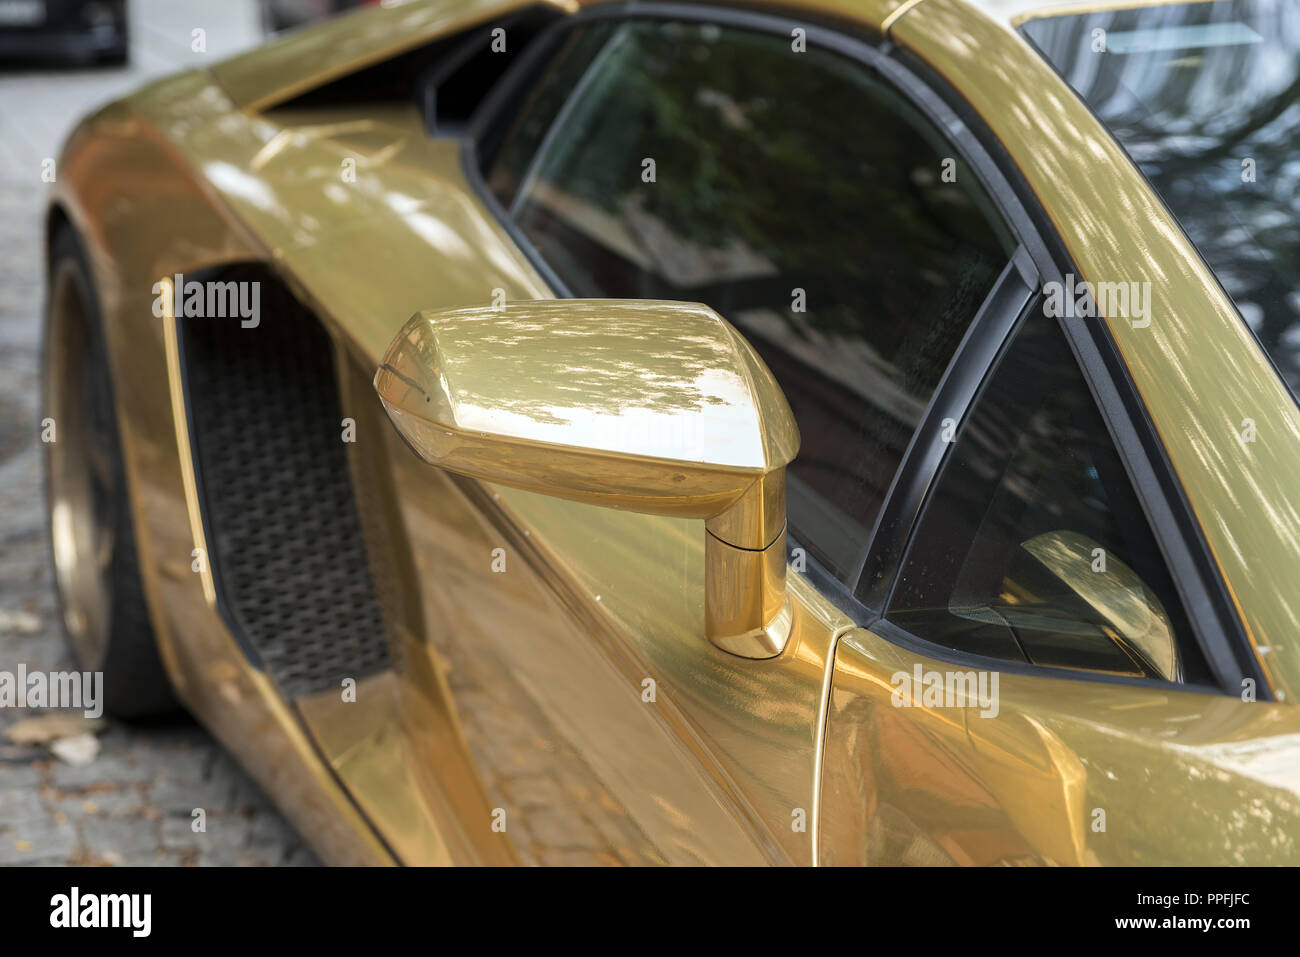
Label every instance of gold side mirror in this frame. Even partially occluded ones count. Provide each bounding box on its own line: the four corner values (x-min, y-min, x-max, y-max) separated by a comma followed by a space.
373, 299, 800, 658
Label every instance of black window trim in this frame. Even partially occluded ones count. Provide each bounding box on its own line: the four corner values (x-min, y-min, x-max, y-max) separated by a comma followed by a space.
874, 299, 1224, 696
1053, 261, 1265, 697
852, 247, 1039, 609
785, 249, 1036, 624
453, 0, 1262, 699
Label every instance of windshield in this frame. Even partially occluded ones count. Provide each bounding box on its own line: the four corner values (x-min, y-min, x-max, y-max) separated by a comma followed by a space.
1022, 0, 1300, 401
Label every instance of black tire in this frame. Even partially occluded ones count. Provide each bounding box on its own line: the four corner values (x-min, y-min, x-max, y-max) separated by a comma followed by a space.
43, 226, 179, 719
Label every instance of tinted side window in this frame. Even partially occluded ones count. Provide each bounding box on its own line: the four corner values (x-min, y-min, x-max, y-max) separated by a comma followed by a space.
490, 20, 1016, 579
888, 314, 1212, 685
484, 24, 616, 208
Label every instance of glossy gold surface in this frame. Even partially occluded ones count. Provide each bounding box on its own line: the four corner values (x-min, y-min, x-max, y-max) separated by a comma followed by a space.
43, 0, 1300, 867
822, 630, 1300, 865
703, 527, 791, 659
296, 674, 457, 865
327, 353, 520, 865
159, 278, 217, 608
479, 483, 854, 863
48, 77, 397, 867
375, 298, 800, 655
374, 299, 798, 525
52, 71, 845, 861
367, 382, 848, 863
209, 0, 909, 112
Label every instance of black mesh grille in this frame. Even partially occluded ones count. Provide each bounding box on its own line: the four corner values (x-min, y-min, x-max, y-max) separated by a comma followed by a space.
179, 271, 389, 699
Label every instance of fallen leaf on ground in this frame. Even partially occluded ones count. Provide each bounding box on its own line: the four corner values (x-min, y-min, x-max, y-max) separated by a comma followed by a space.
0, 608, 41, 634
3, 714, 106, 745
50, 733, 100, 766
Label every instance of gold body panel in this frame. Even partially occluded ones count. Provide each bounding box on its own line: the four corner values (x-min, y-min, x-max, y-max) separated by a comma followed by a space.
44, 0, 1300, 864
822, 632, 1300, 865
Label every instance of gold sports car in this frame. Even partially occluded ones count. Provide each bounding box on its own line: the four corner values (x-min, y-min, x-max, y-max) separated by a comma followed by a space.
43, 0, 1300, 865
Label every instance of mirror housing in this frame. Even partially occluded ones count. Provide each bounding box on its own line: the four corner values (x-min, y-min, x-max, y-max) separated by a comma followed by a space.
373, 299, 800, 658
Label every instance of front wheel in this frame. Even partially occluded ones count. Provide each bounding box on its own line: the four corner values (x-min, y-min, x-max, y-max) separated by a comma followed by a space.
43, 227, 178, 719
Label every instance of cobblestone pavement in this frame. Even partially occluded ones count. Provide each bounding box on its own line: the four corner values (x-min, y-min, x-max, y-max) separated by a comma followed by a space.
0, 0, 318, 866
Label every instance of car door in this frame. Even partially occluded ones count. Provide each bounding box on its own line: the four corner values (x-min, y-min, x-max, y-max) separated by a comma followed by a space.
816, 293, 1300, 864
414, 7, 1030, 864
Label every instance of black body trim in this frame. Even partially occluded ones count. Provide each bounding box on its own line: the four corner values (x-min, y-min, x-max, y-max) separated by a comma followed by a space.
176, 267, 391, 701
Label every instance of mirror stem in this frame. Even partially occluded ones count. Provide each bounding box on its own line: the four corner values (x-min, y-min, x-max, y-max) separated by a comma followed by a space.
703, 472, 793, 659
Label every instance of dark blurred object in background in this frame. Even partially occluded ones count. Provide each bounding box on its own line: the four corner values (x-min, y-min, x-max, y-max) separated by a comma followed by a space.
261, 0, 376, 34
0, 0, 128, 66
